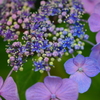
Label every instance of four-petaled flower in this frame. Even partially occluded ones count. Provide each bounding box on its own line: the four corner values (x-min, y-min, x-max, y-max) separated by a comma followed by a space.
26, 76, 78, 100
64, 54, 100, 93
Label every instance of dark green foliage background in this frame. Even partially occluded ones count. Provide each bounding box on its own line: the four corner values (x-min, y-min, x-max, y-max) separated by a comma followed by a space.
0, 1, 100, 100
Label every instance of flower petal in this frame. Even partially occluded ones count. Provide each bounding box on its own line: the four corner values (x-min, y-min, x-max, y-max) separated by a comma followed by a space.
56, 79, 78, 100
73, 54, 85, 67
88, 13, 100, 32
91, 43, 100, 51
0, 77, 3, 89
0, 0, 4, 4
94, 3, 100, 16
81, 0, 99, 14
97, 55, 100, 67
0, 97, 2, 100
83, 57, 100, 77
44, 76, 62, 94
96, 31, 100, 43
26, 82, 51, 100
70, 72, 91, 93
90, 46, 100, 60
64, 58, 78, 74
0, 77, 19, 100
90, 43, 100, 68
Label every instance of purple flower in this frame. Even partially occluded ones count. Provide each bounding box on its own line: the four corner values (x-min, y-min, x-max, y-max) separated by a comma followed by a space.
0, 77, 19, 100
88, 3, 100, 43
88, 13, 100, 32
64, 54, 100, 93
88, 3, 100, 32
79, 0, 100, 14
33, 61, 46, 71
90, 43, 100, 66
26, 76, 78, 100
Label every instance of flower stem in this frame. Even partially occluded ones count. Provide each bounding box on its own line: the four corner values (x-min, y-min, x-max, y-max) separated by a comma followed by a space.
80, 19, 88, 23
84, 40, 95, 46
6, 67, 14, 79
47, 71, 51, 76
72, 53, 75, 58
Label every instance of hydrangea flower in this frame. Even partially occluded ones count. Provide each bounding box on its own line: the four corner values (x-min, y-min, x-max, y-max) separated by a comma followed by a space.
90, 43, 100, 65
5, 0, 88, 72
88, 3, 100, 43
88, 13, 100, 33
26, 76, 78, 100
64, 54, 100, 93
88, 3, 100, 32
0, 76, 19, 100
79, 0, 100, 14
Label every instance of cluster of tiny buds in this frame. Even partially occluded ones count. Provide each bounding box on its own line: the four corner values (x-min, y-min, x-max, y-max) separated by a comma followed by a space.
0, 0, 89, 73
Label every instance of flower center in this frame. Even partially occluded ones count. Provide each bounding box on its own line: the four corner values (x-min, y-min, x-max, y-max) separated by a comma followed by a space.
51, 94, 56, 99
78, 67, 83, 72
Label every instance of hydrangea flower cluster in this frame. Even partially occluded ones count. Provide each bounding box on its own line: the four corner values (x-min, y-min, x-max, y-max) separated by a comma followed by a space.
0, 0, 100, 100
5, 0, 89, 72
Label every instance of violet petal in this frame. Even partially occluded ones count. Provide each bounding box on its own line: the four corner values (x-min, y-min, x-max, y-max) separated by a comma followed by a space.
26, 82, 51, 100
56, 78, 78, 100
70, 72, 91, 93
90, 43, 100, 66
96, 31, 100, 43
88, 13, 100, 32
44, 76, 62, 94
64, 58, 78, 74
94, 3, 100, 16
90, 47, 100, 60
0, 77, 3, 89
0, 77, 19, 100
83, 57, 100, 77
81, 0, 99, 14
73, 54, 85, 67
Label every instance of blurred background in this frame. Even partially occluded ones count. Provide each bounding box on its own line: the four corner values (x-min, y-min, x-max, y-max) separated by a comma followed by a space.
0, 0, 100, 100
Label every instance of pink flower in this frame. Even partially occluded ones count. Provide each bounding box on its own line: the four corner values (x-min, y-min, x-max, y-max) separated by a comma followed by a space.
0, 77, 19, 100
26, 76, 78, 100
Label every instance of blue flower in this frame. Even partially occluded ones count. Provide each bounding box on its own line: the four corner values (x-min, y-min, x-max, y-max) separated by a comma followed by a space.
51, 8, 60, 16
64, 54, 100, 93
31, 42, 42, 52
62, 37, 73, 49
42, 40, 50, 49
34, 61, 45, 71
